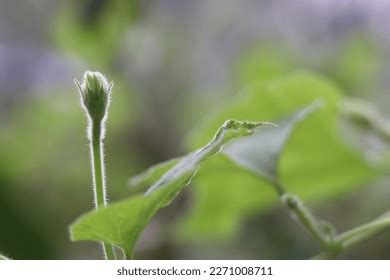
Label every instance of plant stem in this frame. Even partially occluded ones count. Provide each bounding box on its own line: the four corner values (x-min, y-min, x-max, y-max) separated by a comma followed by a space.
335, 217, 390, 249
281, 193, 333, 248
271, 180, 341, 258
311, 213, 390, 259
273, 181, 334, 246
90, 121, 116, 260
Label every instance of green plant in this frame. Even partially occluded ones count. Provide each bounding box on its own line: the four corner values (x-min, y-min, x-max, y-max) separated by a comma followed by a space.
178, 72, 376, 240
74, 71, 116, 259
1, 70, 389, 260
71, 78, 272, 258
216, 101, 389, 259
68, 71, 390, 260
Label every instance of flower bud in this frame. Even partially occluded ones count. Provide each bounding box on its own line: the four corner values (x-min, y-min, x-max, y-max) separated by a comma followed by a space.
75, 71, 113, 122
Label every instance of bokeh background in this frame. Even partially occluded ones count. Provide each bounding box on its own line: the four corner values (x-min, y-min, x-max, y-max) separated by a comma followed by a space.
0, 0, 389, 259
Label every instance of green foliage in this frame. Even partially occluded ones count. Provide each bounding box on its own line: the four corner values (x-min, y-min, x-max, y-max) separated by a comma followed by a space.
235, 46, 295, 85
178, 71, 377, 240
330, 35, 381, 93
53, 1, 139, 66
0, 86, 134, 186
221, 102, 390, 257
70, 120, 271, 258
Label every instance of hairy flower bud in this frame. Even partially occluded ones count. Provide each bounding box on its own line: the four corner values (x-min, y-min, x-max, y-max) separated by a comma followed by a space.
75, 71, 113, 122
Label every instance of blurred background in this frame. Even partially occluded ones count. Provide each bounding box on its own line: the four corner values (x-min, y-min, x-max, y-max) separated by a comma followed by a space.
0, 0, 389, 259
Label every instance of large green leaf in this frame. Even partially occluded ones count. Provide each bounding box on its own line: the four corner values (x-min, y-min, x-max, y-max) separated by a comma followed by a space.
178, 71, 377, 240
70, 120, 271, 258
224, 102, 320, 184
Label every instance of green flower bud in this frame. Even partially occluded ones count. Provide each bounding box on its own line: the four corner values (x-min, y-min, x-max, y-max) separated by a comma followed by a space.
75, 71, 113, 122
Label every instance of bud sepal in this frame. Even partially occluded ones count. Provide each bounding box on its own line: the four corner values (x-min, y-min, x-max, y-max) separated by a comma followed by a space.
75, 71, 113, 123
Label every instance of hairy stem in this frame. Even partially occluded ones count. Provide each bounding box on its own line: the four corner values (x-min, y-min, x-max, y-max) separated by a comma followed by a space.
90, 121, 116, 260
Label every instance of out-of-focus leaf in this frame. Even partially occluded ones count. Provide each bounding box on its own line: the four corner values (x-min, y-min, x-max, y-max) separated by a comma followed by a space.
70, 120, 271, 258
178, 71, 377, 240
330, 35, 381, 93
224, 102, 320, 184
0, 254, 9, 260
53, 1, 139, 66
342, 97, 390, 142
0, 87, 134, 186
235, 46, 295, 85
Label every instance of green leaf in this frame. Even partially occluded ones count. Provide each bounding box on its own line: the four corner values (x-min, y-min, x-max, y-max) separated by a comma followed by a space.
53, 1, 139, 67
224, 102, 320, 184
235, 46, 295, 85
178, 71, 377, 240
330, 35, 381, 93
128, 158, 181, 194
70, 120, 271, 258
